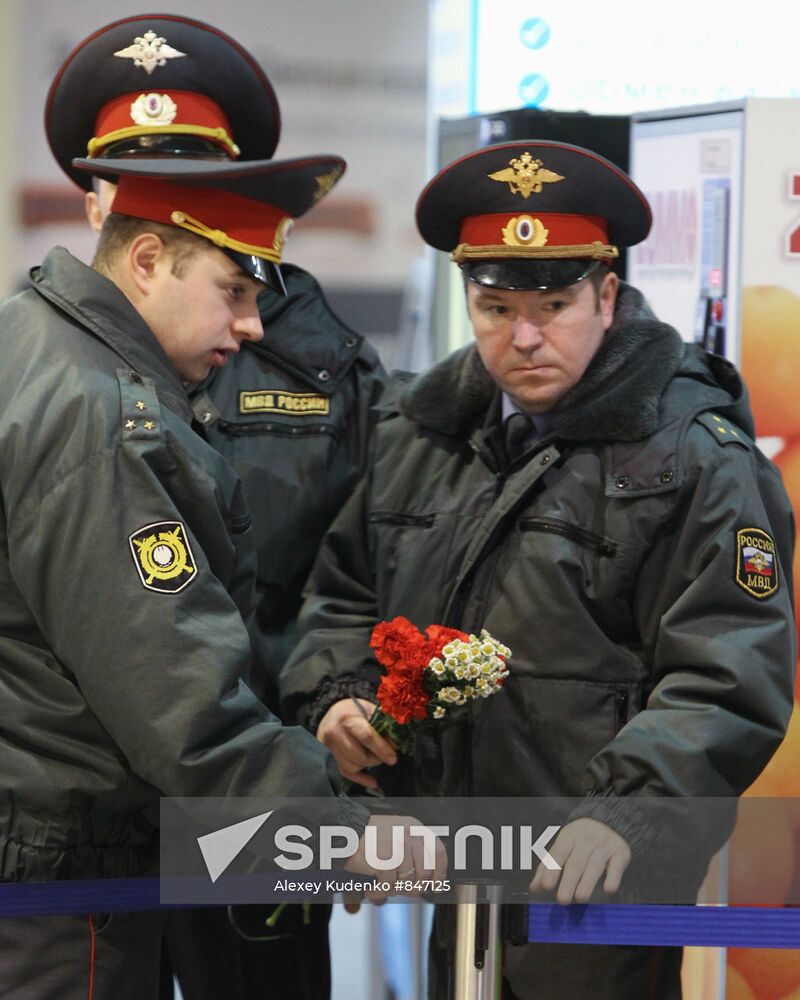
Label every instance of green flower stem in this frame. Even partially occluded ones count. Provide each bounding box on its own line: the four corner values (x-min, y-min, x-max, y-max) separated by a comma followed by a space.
369, 706, 418, 756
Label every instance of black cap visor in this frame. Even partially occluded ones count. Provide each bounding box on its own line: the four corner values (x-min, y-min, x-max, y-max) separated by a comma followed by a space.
224, 249, 285, 294
102, 135, 231, 160
461, 259, 604, 291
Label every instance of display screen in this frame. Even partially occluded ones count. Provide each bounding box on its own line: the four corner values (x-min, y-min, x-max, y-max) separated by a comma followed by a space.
431, 0, 800, 118
628, 110, 744, 364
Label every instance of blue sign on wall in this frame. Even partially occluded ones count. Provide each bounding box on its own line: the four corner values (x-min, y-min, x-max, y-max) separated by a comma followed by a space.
520, 18, 550, 50
519, 73, 550, 108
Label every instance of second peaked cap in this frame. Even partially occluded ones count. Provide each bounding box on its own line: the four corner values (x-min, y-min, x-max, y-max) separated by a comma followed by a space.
46, 14, 281, 191
416, 141, 651, 289
72, 154, 347, 288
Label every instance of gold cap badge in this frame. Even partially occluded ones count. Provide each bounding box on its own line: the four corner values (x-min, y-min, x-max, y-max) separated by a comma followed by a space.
130, 93, 178, 126
501, 215, 549, 248
488, 152, 564, 199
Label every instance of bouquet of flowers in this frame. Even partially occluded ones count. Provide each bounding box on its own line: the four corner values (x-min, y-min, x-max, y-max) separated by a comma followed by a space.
368, 616, 511, 755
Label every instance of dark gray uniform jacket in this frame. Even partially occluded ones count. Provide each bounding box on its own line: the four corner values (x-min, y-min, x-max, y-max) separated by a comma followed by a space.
283, 283, 796, 836
0, 248, 358, 882
190, 265, 386, 712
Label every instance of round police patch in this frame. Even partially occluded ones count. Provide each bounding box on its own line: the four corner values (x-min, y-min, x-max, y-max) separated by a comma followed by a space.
129, 520, 196, 593
735, 527, 779, 600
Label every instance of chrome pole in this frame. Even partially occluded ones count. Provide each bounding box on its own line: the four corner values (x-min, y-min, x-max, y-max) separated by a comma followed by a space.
452, 884, 502, 1000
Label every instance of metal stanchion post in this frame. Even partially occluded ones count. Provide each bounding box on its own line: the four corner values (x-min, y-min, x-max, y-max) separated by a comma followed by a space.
452, 884, 502, 1000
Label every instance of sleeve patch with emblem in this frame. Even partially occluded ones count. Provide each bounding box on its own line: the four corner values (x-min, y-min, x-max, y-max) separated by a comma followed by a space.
735, 527, 779, 599
129, 521, 197, 594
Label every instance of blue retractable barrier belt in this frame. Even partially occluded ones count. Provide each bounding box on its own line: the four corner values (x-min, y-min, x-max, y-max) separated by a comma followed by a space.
528, 903, 800, 949
0, 878, 162, 917
1, 880, 798, 948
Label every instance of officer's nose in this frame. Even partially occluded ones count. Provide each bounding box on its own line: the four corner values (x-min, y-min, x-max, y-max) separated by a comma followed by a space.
233, 310, 264, 344
512, 315, 544, 351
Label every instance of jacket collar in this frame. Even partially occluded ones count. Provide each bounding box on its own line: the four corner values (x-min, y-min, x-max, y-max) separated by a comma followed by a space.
399, 282, 686, 443
29, 247, 193, 422
246, 264, 365, 394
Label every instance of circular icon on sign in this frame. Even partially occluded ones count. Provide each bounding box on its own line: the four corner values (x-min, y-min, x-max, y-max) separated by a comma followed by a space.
520, 18, 550, 50
519, 74, 550, 108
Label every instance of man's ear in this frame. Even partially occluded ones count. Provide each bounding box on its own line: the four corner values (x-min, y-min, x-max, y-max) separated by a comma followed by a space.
127, 233, 168, 296
85, 192, 103, 235
599, 270, 619, 331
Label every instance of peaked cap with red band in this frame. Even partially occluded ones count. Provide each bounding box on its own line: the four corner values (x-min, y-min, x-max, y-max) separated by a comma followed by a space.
46, 14, 281, 191
72, 155, 346, 290
416, 141, 652, 290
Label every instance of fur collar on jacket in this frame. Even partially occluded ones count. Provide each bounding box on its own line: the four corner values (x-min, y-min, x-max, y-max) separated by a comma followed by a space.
400, 282, 685, 443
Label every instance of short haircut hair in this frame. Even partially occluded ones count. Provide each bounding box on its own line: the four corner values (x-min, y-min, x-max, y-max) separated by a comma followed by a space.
585, 262, 607, 306
92, 213, 204, 278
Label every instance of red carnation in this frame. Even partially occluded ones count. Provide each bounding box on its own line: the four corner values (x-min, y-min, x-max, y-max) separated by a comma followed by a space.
376, 672, 428, 725
370, 616, 429, 675
425, 624, 469, 657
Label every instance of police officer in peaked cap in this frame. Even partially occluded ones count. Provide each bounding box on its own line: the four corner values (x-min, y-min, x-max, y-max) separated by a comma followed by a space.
43, 14, 389, 1000
0, 132, 416, 998
280, 140, 796, 999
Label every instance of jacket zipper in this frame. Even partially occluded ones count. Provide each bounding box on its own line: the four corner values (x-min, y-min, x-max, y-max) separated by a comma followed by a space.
367, 512, 435, 528
492, 472, 505, 501
443, 475, 511, 629
613, 689, 629, 733
519, 516, 617, 557
215, 418, 339, 440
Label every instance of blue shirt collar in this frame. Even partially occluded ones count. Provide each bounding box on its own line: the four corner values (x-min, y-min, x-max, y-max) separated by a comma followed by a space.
501, 393, 553, 437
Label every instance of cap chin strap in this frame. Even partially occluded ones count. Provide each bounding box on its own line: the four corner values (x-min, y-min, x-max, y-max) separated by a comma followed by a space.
170, 210, 281, 263
452, 241, 618, 263
88, 124, 239, 159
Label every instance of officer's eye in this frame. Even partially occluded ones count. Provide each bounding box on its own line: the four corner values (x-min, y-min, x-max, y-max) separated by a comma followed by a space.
227, 284, 247, 302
